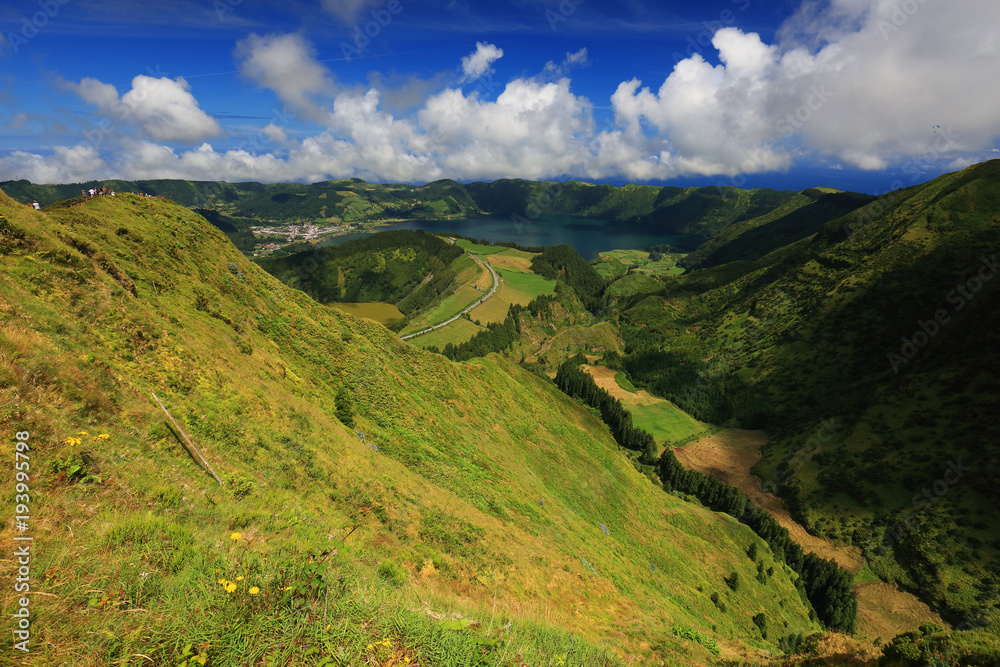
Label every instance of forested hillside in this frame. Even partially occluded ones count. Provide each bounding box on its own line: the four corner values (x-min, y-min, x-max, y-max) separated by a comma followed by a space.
614, 160, 1000, 638
256, 230, 464, 325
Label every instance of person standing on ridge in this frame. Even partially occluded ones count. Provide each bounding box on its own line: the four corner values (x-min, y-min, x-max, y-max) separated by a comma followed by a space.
32, 201, 40, 210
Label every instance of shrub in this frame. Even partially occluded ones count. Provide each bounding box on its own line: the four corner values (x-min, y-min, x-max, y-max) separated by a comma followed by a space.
377, 560, 407, 587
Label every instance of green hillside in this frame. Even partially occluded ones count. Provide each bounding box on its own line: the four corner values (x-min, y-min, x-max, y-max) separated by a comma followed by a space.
0, 190, 830, 665
615, 161, 1000, 645
680, 189, 876, 270
256, 229, 466, 330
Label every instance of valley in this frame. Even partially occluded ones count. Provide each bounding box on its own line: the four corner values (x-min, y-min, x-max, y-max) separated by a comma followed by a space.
1, 161, 998, 665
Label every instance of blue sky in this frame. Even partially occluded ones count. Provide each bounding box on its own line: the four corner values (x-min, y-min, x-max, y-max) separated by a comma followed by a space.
1, 0, 998, 192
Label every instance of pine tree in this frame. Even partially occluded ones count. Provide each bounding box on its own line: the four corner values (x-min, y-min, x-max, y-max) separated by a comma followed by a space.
335, 385, 355, 428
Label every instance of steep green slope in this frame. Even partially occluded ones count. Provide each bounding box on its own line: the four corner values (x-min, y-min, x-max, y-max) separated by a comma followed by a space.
0, 191, 824, 664
615, 161, 1000, 641
680, 189, 875, 269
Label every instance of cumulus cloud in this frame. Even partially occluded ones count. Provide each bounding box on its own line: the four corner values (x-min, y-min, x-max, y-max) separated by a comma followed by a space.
460, 42, 503, 82
610, 0, 1000, 175
65, 75, 222, 143
6, 1, 999, 185
235, 33, 337, 123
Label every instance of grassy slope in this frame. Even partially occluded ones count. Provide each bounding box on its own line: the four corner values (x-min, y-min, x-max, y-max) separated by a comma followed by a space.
0, 191, 821, 665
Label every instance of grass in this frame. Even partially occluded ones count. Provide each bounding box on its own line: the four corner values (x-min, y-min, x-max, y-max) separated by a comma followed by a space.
454, 239, 508, 255
328, 301, 405, 325
592, 249, 686, 279
470, 269, 556, 324
580, 365, 704, 445
0, 189, 824, 665
408, 317, 483, 349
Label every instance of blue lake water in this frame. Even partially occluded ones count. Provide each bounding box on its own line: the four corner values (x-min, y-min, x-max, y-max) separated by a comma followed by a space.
323, 215, 705, 260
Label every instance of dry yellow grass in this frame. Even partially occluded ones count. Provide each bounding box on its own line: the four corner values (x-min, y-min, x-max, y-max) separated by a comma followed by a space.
485, 249, 534, 273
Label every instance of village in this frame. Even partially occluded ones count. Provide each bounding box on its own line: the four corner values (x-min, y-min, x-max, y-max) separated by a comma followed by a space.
251, 220, 368, 255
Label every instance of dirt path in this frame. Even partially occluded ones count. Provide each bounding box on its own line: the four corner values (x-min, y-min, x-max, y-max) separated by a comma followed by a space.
674, 429, 945, 642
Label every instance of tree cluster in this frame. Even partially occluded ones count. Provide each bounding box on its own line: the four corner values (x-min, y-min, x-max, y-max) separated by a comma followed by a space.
530, 245, 607, 312
434, 306, 523, 361
554, 356, 658, 463
659, 449, 857, 632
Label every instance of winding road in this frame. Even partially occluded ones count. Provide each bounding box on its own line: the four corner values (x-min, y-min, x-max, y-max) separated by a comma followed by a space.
400, 254, 500, 340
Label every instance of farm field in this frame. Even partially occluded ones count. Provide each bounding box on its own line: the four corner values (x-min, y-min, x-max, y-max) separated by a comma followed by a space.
592, 248, 687, 279
469, 268, 557, 324
582, 365, 703, 445
454, 238, 508, 254
408, 317, 483, 349
482, 247, 535, 273
328, 301, 405, 325
397, 254, 487, 335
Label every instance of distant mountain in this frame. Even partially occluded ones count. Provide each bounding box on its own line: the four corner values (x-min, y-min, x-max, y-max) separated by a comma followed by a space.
2, 177, 871, 246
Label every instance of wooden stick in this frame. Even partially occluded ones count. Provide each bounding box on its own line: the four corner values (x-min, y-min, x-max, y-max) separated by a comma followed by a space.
151, 392, 223, 484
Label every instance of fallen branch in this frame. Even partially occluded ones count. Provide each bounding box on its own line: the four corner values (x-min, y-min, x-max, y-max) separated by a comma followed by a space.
151, 392, 223, 484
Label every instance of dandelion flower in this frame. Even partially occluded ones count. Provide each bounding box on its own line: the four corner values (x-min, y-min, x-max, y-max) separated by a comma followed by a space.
217, 578, 226, 585
230, 532, 241, 541
235, 576, 244, 581
225, 582, 237, 593
96, 433, 110, 440
77, 431, 88, 435
249, 586, 259, 595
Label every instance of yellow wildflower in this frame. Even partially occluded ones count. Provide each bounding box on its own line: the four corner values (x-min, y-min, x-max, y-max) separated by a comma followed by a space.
96, 433, 110, 440
217, 578, 226, 585
225, 582, 237, 593
284, 586, 293, 591
235, 575, 243, 581
77, 431, 87, 435
230, 532, 241, 541
249, 586, 260, 595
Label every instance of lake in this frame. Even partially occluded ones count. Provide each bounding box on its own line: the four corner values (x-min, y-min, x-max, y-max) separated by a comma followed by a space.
328, 302, 404, 326
323, 215, 705, 259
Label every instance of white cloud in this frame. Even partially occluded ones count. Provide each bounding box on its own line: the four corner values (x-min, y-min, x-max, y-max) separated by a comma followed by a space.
610, 0, 1000, 175
544, 47, 590, 77
122, 76, 224, 142
235, 33, 337, 123
66, 75, 222, 143
564, 47, 589, 68
5, 2, 1000, 186
460, 42, 503, 82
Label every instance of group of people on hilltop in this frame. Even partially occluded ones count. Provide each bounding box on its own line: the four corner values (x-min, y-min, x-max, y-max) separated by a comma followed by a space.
32, 186, 168, 211
82, 186, 116, 199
